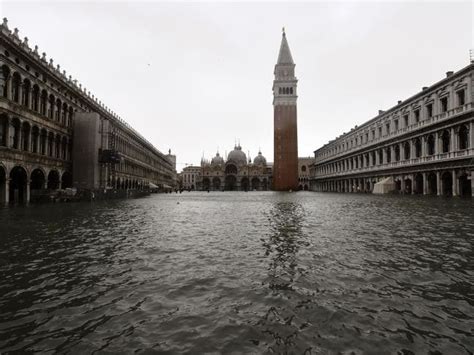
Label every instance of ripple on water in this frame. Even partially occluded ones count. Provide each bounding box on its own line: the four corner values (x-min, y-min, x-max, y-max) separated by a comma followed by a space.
0, 192, 473, 353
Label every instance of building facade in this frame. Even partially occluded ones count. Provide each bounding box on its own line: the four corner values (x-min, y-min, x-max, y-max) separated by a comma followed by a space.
197, 145, 272, 191
298, 157, 314, 191
0, 18, 176, 203
310, 64, 474, 197
273, 29, 298, 191
181, 165, 201, 190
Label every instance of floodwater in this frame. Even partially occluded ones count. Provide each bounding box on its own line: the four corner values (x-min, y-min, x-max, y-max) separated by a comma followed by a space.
0, 192, 473, 354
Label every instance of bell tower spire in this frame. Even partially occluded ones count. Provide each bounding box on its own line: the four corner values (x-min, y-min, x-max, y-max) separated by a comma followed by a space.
272, 29, 298, 191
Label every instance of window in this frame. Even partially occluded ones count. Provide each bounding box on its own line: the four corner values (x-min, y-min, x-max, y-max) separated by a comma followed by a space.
457, 89, 465, 106
365, 133, 368, 142
394, 119, 399, 131
371, 130, 375, 140
403, 114, 409, 127
385, 123, 390, 135
378, 126, 382, 138
440, 97, 448, 113
426, 103, 433, 118
414, 109, 420, 123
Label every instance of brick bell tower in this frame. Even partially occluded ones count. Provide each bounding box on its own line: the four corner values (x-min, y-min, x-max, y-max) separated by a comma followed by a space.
273, 28, 298, 191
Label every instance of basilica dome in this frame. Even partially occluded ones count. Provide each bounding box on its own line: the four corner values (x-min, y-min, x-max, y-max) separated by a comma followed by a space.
227, 145, 247, 165
253, 151, 267, 166
211, 152, 224, 166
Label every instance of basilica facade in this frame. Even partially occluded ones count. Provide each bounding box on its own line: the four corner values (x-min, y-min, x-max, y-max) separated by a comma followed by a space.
196, 144, 272, 191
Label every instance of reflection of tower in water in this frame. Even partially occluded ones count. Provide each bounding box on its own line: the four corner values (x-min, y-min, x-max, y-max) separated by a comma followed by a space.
263, 201, 307, 291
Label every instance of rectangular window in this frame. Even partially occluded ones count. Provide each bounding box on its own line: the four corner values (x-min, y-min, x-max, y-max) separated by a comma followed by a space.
440, 97, 448, 113
403, 114, 409, 127
426, 103, 433, 118
365, 133, 368, 142
457, 89, 465, 106
385, 123, 390, 135
371, 130, 375, 140
378, 126, 382, 137
394, 119, 399, 131
414, 109, 420, 123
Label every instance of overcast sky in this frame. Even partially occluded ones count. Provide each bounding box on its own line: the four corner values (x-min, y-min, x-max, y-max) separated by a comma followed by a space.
2, 1, 472, 171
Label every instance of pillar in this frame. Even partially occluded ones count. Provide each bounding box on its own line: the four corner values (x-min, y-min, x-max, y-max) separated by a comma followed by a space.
471, 171, 474, 197
6, 75, 12, 100
422, 136, 426, 157
400, 177, 406, 194
452, 170, 458, 197
436, 171, 441, 196
435, 132, 440, 155
450, 127, 456, 153
410, 174, 415, 194
470, 121, 474, 149
4, 178, 9, 204
422, 172, 428, 195
26, 179, 30, 203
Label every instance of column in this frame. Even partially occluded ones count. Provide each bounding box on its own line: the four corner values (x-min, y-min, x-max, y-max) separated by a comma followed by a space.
6, 117, 12, 148
391, 146, 395, 162
411, 174, 415, 194
471, 171, 474, 197
470, 121, 474, 149
6, 75, 12, 100
450, 127, 456, 153
452, 170, 458, 196
4, 179, 9, 204
435, 132, 440, 155
436, 171, 441, 196
17, 83, 23, 106
26, 179, 30, 203
421, 136, 426, 157
422, 172, 428, 195
400, 177, 406, 194
410, 140, 415, 159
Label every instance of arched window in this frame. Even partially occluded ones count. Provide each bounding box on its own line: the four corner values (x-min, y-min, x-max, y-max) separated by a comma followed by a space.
48, 94, 55, 119
279, 87, 282, 94
22, 79, 30, 107
40, 90, 48, 116
414, 138, 422, 158
11, 72, 21, 103
32, 85, 40, 112
386, 147, 391, 163
290, 87, 293, 94
1, 65, 10, 98
394, 145, 400, 161
458, 125, 469, 150
62, 103, 67, 125
441, 130, 450, 153
56, 99, 61, 121
404, 141, 410, 160
427, 135, 435, 155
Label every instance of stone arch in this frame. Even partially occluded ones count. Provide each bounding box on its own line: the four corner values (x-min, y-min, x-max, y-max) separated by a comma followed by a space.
225, 164, 237, 175
459, 172, 472, 197
301, 165, 307, 172
30, 168, 46, 190
441, 171, 452, 196
414, 173, 423, 194
404, 177, 412, 194
9, 165, 28, 203
212, 177, 221, 190
427, 172, 437, 195
225, 175, 237, 191
47, 169, 60, 189
61, 171, 72, 189
304, 184, 309, 191
251, 177, 260, 191
203, 177, 210, 191
241, 177, 249, 191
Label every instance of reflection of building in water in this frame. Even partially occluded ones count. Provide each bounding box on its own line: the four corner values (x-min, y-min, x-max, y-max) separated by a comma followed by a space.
196, 144, 272, 191
310, 63, 474, 196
